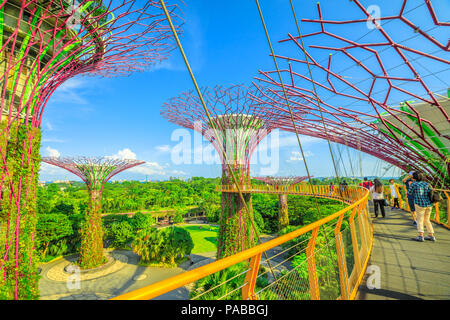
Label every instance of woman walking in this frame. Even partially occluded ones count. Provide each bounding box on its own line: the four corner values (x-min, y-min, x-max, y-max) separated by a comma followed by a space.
389, 179, 400, 210
370, 179, 386, 218
408, 172, 436, 242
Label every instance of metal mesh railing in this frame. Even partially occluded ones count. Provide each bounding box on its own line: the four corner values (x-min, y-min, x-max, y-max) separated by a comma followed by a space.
112, 185, 372, 300
392, 185, 450, 229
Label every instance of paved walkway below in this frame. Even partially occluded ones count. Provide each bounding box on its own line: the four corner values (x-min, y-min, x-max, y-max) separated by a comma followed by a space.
356, 207, 450, 300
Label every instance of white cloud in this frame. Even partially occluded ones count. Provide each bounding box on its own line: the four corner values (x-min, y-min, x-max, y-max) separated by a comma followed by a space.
286, 150, 314, 163
108, 148, 168, 176
109, 148, 137, 160
39, 162, 67, 176
129, 161, 166, 176
45, 146, 60, 158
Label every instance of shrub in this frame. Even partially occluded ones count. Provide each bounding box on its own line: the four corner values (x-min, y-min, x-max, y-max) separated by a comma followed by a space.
163, 227, 194, 263
190, 262, 268, 300
130, 212, 154, 231
110, 221, 134, 248
253, 209, 265, 233
278, 226, 310, 257
36, 213, 73, 257
173, 210, 184, 224
132, 227, 194, 266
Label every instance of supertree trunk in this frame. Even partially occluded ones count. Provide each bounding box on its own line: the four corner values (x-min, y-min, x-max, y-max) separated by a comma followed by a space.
278, 194, 289, 231
0, 0, 183, 300
217, 165, 255, 259
41, 157, 145, 270
78, 190, 106, 269
161, 85, 279, 259
253, 177, 308, 231
0, 123, 41, 299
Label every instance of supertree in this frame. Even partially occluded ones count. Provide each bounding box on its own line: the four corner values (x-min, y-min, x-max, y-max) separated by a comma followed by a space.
251, 0, 450, 187
41, 156, 144, 269
161, 84, 280, 258
0, 0, 182, 299
253, 176, 308, 230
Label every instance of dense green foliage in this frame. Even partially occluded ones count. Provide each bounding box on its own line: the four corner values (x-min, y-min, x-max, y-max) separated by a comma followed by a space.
36, 214, 73, 257
105, 212, 155, 249
34, 178, 345, 261
132, 226, 194, 266
32, 176, 355, 299
36, 177, 220, 216
190, 262, 268, 300
0, 123, 41, 300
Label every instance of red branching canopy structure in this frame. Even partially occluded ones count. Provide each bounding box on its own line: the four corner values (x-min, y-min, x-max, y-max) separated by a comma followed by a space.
161, 84, 280, 179
41, 156, 145, 191
0, 0, 182, 299
41, 156, 144, 269
253, 176, 309, 186
251, 0, 449, 187
161, 84, 281, 258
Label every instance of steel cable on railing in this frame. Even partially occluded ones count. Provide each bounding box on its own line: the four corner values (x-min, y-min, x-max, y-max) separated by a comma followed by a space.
159, 0, 280, 284
255, 3, 342, 274
190, 267, 250, 300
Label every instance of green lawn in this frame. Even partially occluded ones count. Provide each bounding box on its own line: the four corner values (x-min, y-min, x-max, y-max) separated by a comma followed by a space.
179, 225, 218, 254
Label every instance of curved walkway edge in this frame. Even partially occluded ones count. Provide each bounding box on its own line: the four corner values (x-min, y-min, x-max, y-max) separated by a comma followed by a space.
356, 208, 450, 300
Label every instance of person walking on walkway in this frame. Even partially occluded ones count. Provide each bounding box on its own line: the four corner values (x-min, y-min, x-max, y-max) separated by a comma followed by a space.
370, 179, 386, 218
389, 179, 400, 210
403, 171, 417, 225
360, 177, 373, 190
408, 172, 436, 242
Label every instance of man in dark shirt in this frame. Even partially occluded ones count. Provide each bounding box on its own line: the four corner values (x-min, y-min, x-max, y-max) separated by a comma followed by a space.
360, 177, 373, 190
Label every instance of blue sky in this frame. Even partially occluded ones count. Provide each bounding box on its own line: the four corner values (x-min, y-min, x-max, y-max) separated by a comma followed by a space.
39, 0, 449, 182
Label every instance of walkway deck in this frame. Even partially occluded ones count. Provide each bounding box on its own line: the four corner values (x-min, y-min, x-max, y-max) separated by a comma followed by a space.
356, 207, 450, 300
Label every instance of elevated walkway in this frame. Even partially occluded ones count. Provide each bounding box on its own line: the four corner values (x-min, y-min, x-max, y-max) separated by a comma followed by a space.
357, 208, 450, 300
112, 185, 449, 300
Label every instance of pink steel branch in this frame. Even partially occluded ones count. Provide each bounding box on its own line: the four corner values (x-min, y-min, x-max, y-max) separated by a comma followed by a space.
252, 0, 449, 185
1, 0, 184, 130
161, 84, 281, 174
0, 0, 182, 299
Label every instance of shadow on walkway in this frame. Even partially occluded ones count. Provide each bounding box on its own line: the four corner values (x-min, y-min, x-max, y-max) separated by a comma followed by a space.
357, 207, 450, 300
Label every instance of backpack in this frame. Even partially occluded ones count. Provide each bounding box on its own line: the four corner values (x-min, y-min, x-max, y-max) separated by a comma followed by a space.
429, 189, 442, 204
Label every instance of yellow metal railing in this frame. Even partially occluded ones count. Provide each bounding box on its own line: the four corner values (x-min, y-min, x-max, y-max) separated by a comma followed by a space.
433, 189, 450, 228
385, 185, 450, 229
217, 183, 363, 204
112, 185, 372, 300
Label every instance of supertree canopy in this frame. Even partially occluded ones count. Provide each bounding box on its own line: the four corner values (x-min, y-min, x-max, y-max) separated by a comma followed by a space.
161, 84, 280, 258
253, 176, 308, 230
41, 156, 144, 269
251, 0, 449, 187
0, 0, 182, 299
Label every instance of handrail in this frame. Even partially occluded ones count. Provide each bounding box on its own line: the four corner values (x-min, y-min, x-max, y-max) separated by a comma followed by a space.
112, 185, 371, 300
387, 185, 450, 229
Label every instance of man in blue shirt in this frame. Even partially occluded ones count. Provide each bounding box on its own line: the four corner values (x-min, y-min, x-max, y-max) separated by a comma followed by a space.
402, 171, 417, 225
408, 172, 436, 242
